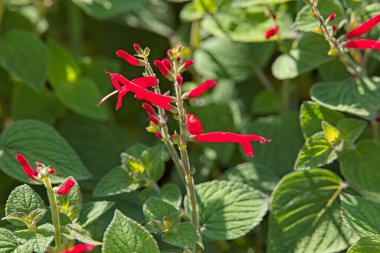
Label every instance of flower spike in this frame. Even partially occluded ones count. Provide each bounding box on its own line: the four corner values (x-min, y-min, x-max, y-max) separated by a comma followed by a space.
59, 244, 95, 253
346, 14, 380, 39
57, 178, 76, 195
15, 154, 39, 180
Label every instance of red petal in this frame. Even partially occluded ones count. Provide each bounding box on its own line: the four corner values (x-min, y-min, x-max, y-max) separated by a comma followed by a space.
116, 50, 140, 66
15, 154, 37, 180
60, 244, 95, 253
57, 179, 76, 195
154, 60, 168, 76
347, 14, 380, 39
131, 76, 158, 88
186, 114, 203, 135
188, 80, 216, 98
346, 39, 380, 50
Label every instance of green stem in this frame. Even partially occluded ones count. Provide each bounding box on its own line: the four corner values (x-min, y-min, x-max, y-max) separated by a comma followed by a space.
143, 58, 186, 183
43, 177, 62, 251
372, 120, 379, 141
66, 0, 82, 56
0, 0, 5, 31
173, 79, 199, 229
281, 80, 290, 113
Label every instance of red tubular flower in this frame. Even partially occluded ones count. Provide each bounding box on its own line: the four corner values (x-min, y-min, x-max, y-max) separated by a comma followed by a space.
116, 50, 140, 66
188, 80, 216, 98
15, 154, 38, 180
328, 13, 336, 22
155, 132, 162, 139
60, 244, 95, 253
345, 39, 380, 50
183, 60, 193, 70
186, 114, 203, 135
149, 115, 159, 124
162, 59, 172, 71
265, 25, 278, 39
57, 179, 76, 195
131, 76, 158, 88
98, 73, 172, 110
346, 14, 380, 39
142, 102, 155, 116
154, 60, 169, 76
194, 132, 271, 157
176, 75, 183, 85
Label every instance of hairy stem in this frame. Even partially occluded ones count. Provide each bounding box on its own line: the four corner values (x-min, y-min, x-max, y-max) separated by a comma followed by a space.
143, 57, 186, 183
43, 177, 62, 252
307, 0, 362, 77
173, 78, 199, 230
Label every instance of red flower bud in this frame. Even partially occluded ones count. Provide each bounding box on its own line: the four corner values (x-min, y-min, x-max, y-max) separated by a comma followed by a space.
155, 132, 162, 139
376, 117, 380, 123
142, 103, 155, 116
176, 75, 183, 85
15, 154, 38, 180
345, 39, 380, 51
149, 115, 159, 124
116, 50, 140, 66
49, 168, 56, 174
186, 114, 203, 135
167, 49, 173, 56
162, 59, 172, 71
57, 179, 76, 195
346, 14, 380, 39
188, 80, 216, 98
183, 60, 193, 70
133, 43, 142, 53
154, 60, 168, 76
328, 13, 336, 22
59, 244, 95, 253
332, 24, 337, 31
194, 132, 271, 157
265, 25, 279, 39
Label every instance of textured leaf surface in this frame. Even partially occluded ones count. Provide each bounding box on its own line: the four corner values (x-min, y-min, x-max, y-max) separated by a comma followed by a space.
141, 145, 165, 181
0, 30, 47, 91
268, 169, 356, 253
311, 77, 380, 118
79, 201, 115, 227
160, 184, 182, 209
0, 120, 91, 183
341, 194, 380, 236
14, 224, 54, 253
102, 210, 159, 253
162, 223, 201, 250
0, 228, 18, 253
143, 197, 180, 221
186, 180, 268, 240
5, 185, 44, 219
93, 166, 140, 197
348, 236, 380, 253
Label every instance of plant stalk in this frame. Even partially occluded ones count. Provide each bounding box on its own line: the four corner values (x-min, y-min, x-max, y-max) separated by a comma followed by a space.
43, 177, 62, 252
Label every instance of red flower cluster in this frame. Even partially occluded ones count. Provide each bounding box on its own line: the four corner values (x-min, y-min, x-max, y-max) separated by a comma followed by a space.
186, 114, 270, 157
57, 178, 76, 195
60, 244, 95, 253
345, 14, 380, 51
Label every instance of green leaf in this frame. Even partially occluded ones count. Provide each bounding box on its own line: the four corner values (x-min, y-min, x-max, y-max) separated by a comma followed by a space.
339, 140, 380, 198
341, 194, 380, 236
27, 209, 47, 228
5, 185, 44, 224
160, 183, 182, 209
245, 112, 304, 177
186, 180, 268, 240
93, 166, 140, 197
180, 3, 204, 22
321, 121, 343, 150
2, 212, 29, 227
79, 201, 115, 228
194, 0, 217, 13
143, 197, 180, 221
14, 223, 54, 253
232, 0, 295, 7
300, 101, 344, 138
220, 162, 279, 194
202, 8, 295, 42
252, 90, 282, 115
268, 169, 357, 253
103, 210, 160, 253
0, 30, 47, 91
347, 235, 380, 253
72, 0, 148, 20
56, 178, 82, 221
193, 37, 275, 82
65, 223, 101, 245
337, 118, 367, 148
272, 33, 331, 80
162, 223, 201, 250
47, 40, 107, 121
11, 83, 66, 124
141, 145, 165, 181
311, 77, 380, 118
294, 0, 343, 32
0, 228, 18, 253
0, 120, 91, 183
